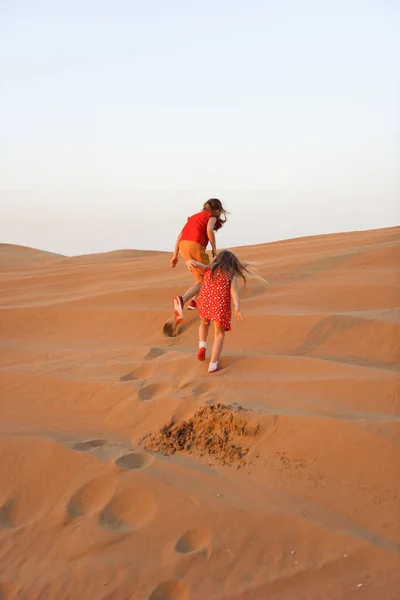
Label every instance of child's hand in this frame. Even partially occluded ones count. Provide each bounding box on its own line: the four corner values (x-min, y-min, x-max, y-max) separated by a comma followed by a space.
235, 309, 243, 322
171, 256, 178, 268
186, 260, 197, 271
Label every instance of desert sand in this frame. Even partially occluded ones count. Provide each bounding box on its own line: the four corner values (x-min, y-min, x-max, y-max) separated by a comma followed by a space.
0, 226, 399, 600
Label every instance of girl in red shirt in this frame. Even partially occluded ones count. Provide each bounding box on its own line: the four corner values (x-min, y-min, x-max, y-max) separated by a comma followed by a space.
185, 250, 248, 373
171, 199, 228, 323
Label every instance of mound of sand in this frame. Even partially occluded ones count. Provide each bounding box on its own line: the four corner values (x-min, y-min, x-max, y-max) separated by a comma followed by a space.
0, 226, 399, 600
69, 248, 166, 265
0, 243, 64, 270
143, 403, 261, 465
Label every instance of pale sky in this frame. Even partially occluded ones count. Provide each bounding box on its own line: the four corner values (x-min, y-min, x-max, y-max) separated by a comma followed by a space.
1, 0, 398, 256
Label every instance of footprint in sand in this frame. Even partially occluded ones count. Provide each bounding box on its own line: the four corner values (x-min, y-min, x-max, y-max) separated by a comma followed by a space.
138, 382, 170, 401
120, 363, 156, 382
0, 497, 40, 530
99, 486, 156, 532
0, 500, 16, 530
148, 580, 189, 600
115, 452, 153, 470
175, 528, 210, 557
71, 439, 108, 452
192, 382, 211, 398
0, 582, 19, 600
120, 372, 136, 382
66, 474, 115, 519
145, 347, 166, 361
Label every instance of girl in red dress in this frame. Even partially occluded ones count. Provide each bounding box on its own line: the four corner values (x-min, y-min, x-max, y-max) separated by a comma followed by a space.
186, 250, 249, 373
171, 199, 228, 323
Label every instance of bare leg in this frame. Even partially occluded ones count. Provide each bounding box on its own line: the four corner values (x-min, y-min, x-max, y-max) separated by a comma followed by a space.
182, 281, 202, 304
173, 271, 204, 323
191, 267, 204, 301
173, 280, 202, 323
199, 318, 210, 344
210, 322, 225, 366
197, 318, 210, 361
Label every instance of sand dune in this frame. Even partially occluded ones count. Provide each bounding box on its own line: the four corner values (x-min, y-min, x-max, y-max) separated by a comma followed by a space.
0, 226, 399, 599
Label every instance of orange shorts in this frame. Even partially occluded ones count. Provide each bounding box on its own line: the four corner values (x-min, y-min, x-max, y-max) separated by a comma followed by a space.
179, 241, 210, 283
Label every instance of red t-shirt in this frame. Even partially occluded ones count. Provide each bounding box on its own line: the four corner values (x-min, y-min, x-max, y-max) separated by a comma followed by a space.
180, 210, 214, 248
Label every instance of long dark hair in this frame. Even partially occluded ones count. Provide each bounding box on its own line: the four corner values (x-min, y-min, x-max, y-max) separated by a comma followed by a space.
210, 250, 250, 286
203, 198, 228, 231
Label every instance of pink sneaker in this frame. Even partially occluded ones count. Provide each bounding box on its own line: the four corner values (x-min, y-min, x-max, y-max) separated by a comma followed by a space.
172, 296, 184, 323
197, 347, 206, 361
188, 300, 197, 311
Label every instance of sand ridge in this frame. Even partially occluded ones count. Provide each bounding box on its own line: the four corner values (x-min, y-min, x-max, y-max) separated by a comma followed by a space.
0, 226, 399, 599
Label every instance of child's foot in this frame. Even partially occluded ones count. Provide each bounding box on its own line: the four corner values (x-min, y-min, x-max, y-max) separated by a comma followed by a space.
173, 296, 184, 323
197, 347, 206, 361
187, 299, 197, 311
208, 362, 220, 373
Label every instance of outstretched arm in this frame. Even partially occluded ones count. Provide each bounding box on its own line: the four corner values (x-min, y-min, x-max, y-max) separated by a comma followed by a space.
171, 232, 182, 268
230, 277, 243, 321
207, 217, 217, 257
186, 259, 208, 272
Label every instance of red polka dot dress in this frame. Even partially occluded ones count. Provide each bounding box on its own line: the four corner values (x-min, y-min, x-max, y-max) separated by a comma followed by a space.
196, 268, 232, 331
